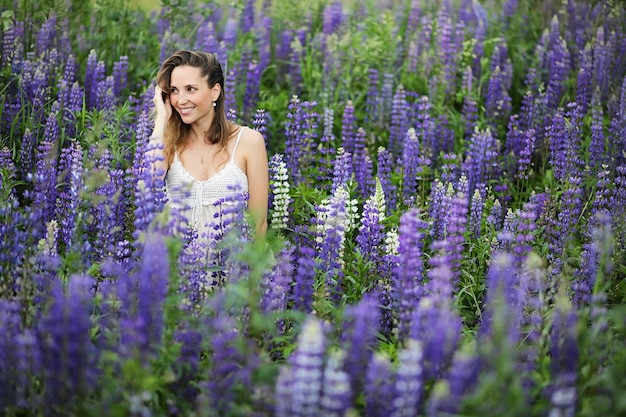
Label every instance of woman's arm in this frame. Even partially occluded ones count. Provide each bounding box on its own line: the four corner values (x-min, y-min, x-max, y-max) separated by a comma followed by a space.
148, 85, 171, 180
244, 129, 269, 240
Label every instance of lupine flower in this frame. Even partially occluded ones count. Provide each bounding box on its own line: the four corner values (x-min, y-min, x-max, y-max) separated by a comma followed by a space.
364, 351, 395, 417
427, 345, 482, 416
364, 68, 380, 127
353, 128, 373, 197
389, 85, 408, 155
275, 316, 326, 417
546, 299, 579, 417
269, 153, 292, 230
251, 108, 269, 145
314, 185, 354, 303
428, 179, 452, 240
340, 293, 379, 397
331, 147, 352, 193
288, 29, 306, 95
320, 350, 352, 416
392, 208, 429, 341
401, 127, 421, 201
293, 245, 317, 313
411, 262, 461, 381
588, 105, 608, 174
463, 127, 499, 196
55, 139, 83, 252
37, 274, 96, 414
576, 43, 593, 115
468, 186, 485, 238
260, 245, 294, 337
376, 146, 397, 214
340, 100, 356, 156
487, 197, 504, 231
356, 178, 386, 264
547, 176, 583, 282
390, 339, 423, 417
545, 36, 571, 112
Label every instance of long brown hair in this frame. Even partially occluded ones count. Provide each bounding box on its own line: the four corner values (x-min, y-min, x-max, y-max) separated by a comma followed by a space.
156, 50, 234, 165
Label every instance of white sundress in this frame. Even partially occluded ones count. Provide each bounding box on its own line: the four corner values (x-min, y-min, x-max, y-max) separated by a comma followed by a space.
165, 127, 249, 245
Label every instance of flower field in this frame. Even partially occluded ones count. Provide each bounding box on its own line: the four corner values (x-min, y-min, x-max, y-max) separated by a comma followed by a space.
1, 0, 626, 416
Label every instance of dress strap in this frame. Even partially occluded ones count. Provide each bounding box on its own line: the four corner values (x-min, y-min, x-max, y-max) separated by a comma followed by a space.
230, 127, 246, 162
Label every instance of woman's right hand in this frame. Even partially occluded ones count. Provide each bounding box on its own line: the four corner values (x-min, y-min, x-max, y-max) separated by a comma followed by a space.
153, 85, 172, 131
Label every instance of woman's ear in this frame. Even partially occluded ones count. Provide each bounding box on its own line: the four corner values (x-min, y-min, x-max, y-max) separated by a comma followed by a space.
212, 83, 221, 102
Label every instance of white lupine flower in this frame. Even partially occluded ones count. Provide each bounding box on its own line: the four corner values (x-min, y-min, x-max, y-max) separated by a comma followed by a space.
385, 228, 400, 256
269, 153, 291, 230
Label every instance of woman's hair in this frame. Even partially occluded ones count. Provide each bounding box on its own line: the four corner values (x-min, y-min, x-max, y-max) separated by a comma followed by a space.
156, 50, 234, 166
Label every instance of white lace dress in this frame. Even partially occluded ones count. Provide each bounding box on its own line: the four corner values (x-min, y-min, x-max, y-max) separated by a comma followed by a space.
165, 127, 249, 245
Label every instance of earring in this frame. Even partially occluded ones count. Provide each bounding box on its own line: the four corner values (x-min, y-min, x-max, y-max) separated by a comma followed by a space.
213, 101, 216, 107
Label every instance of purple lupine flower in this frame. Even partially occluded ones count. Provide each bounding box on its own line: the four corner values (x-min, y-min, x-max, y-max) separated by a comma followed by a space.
511, 203, 538, 268
260, 245, 293, 329
177, 228, 212, 308
376, 146, 397, 214
547, 175, 583, 282
427, 347, 482, 416
251, 108, 269, 146
379, 72, 395, 125
317, 107, 337, 184
462, 95, 479, 140
436, 9, 458, 95
546, 301, 579, 417
293, 245, 317, 313
607, 75, 626, 169
225, 66, 238, 115
401, 128, 421, 201
319, 350, 352, 416
548, 102, 584, 182
284, 97, 319, 186
37, 274, 96, 414
576, 43, 593, 115
545, 36, 571, 112
610, 164, 626, 242
439, 152, 460, 184
315, 186, 349, 303
433, 113, 454, 157
275, 316, 326, 417
411, 262, 461, 381
288, 29, 307, 95
353, 128, 373, 197
331, 147, 352, 194
112, 55, 129, 98
30, 117, 59, 242
340, 293, 379, 397
243, 60, 261, 121
468, 186, 485, 238
592, 26, 610, 102
84, 49, 105, 110
463, 127, 499, 196
389, 85, 408, 156
573, 210, 613, 307
392, 208, 428, 342
201, 305, 259, 415
481, 252, 527, 346
434, 189, 468, 284
428, 179, 452, 240
340, 100, 356, 156
588, 104, 608, 174
0, 200, 29, 291
364, 68, 380, 127
55, 139, 83, 252
170, 324, 202, 403
485, 62, 512, 128
0, 300, 25, 409
131, 231, 170, 357
1, 23, 18, 68
390, 339, 423, 417
356, 179, 386, 265
486, 197, 504, 231
364, 352, 395, 417
195, 21, 219, 57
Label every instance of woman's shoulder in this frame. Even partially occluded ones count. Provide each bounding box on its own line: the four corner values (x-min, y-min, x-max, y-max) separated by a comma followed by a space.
235, 125, 266, 149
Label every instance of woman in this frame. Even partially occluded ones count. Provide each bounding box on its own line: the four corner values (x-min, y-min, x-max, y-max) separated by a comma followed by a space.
149, 50, 268, 246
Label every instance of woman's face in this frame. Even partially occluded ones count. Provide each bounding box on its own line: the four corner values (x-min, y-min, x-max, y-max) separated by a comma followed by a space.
169, 65, 220, 126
